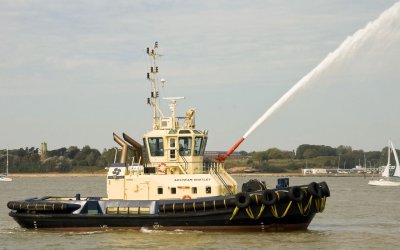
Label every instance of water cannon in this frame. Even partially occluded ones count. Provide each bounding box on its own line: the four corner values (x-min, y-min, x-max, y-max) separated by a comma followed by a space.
216, 137, 245, 162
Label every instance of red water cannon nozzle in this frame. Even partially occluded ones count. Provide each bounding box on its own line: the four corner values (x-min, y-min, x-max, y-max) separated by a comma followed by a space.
216, 137, 245, 162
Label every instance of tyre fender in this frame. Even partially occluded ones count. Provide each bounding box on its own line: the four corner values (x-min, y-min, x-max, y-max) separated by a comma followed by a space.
307, 182, 323, 198
288, 186, 305, 202
234, 192, 251, 209
260, 189, 277, 206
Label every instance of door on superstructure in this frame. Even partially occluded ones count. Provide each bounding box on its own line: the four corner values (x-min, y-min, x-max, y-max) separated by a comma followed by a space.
168, 138, 177, 161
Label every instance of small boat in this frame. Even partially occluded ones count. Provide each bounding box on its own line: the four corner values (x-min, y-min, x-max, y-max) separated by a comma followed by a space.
7, 43, 330, 230
368, 140, 400, 186
0, 148, 12, 182
243, 169, 257, 173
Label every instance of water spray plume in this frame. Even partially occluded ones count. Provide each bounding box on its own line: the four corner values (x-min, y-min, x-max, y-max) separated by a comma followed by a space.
220, 2, 400, 161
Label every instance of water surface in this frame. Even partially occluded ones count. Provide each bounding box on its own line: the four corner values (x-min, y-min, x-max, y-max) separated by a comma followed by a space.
1, 176, 399, 249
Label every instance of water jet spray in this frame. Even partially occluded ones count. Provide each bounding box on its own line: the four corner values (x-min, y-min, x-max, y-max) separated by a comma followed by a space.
218, 2, 400, 162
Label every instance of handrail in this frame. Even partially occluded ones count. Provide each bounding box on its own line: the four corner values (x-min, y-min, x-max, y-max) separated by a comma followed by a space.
180, 155, 189, 171
210, 163, 233, 195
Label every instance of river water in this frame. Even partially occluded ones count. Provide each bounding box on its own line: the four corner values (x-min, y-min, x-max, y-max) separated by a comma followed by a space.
1, 175, 399, 249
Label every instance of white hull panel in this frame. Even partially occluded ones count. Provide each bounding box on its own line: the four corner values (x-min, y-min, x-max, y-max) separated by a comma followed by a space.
368, 179, 400, 186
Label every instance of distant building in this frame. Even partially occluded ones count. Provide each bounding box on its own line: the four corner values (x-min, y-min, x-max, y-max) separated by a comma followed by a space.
302, 168, 327, 175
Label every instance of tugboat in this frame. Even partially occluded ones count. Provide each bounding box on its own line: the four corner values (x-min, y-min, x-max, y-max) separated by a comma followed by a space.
7, 43, 330, 230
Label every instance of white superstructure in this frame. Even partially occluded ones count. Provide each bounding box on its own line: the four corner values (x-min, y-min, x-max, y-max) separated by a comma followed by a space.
107, 43, 237, 200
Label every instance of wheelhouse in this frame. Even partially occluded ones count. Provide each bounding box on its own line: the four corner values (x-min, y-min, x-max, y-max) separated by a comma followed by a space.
144, 129, 208, 174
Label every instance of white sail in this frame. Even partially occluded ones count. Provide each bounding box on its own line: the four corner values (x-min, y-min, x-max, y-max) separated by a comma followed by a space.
381, 142, 391, 178
390, 141, 400, 178
0, 148, 12, 182
382, 165, 390, 178
368, 140, 400, 186
382, 165, 390, 177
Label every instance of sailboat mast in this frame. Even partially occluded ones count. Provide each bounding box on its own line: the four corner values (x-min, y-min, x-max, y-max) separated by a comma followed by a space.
6, 148, 9, 176
381, 141, 391, 178
363, 154, 366, 172
387, 141, 391, 167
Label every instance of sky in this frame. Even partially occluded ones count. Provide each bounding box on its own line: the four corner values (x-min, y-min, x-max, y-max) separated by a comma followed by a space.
1, 0, 400, 153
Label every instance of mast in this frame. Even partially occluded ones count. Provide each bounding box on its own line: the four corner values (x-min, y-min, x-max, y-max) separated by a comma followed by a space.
6, 147, 9, 176
382, 141, 391, 178
146, 41, 162, 129
387, 140, 391, 167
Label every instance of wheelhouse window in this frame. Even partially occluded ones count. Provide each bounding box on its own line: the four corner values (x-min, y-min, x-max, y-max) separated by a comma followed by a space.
157, 187, 163, 194
171, 187, 176, 194
170, 138, 176, 147
194, 137, 203, 156
206, 186, 211, 194
148, 137, 164, 156
201, 137, 208, 155
192, 187, 197, 194
179, 137, 192, 156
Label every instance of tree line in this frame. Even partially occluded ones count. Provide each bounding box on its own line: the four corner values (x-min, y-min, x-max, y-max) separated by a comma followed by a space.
232, 144, 395, 172
0, 146, 116, 173
0, 144, 396, 173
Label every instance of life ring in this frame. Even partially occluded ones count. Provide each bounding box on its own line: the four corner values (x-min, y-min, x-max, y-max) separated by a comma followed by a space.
260, 189, 277, 206
307, 182, 323, 198
288, 186, 305, 202
157, 163, 167, 174
182, 195, 191, 200
319, 181, 330, 197
234, 192, 251, 209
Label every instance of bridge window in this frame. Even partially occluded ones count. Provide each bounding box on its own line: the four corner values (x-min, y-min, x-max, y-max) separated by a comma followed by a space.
171, 187, 176, 194
194, 137, 203, 156
201, 137, 207, 155
170, 138, 176, 147
206, 186, 211, 194
192, 187, 197, 194
157, 187, 163, 194
148, 137, 164, 156
179, 137, 192, 156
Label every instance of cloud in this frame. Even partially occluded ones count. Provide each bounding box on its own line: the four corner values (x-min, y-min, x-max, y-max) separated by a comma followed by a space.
1, 0, 399, 150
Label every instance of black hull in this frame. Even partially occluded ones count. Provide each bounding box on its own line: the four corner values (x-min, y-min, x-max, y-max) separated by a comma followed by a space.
9, 208, 315, 231
7, 181, 329, 231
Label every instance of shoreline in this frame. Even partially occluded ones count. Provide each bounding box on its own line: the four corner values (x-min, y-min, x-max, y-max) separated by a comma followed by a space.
8, 173, 105, 177
7, 172, 373, 178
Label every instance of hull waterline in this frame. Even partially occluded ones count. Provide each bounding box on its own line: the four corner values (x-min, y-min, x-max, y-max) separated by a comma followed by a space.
7, 182, 329, 231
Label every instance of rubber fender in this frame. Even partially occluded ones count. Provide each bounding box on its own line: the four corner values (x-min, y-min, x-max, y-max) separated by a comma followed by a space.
288, 186, 305, 202
7, 201, 81, 212
250, 194, 261, 205
260, 189, 277, 206
319, 181, 330, 197
307, 182, 323, 198
241, 179, 266, 192
275, 190, 290, 203
234, 192, 251, 209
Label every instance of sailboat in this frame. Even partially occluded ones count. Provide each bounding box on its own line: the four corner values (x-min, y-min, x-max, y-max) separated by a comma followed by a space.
368, 141, 400, 186
0, 148, 12, 182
